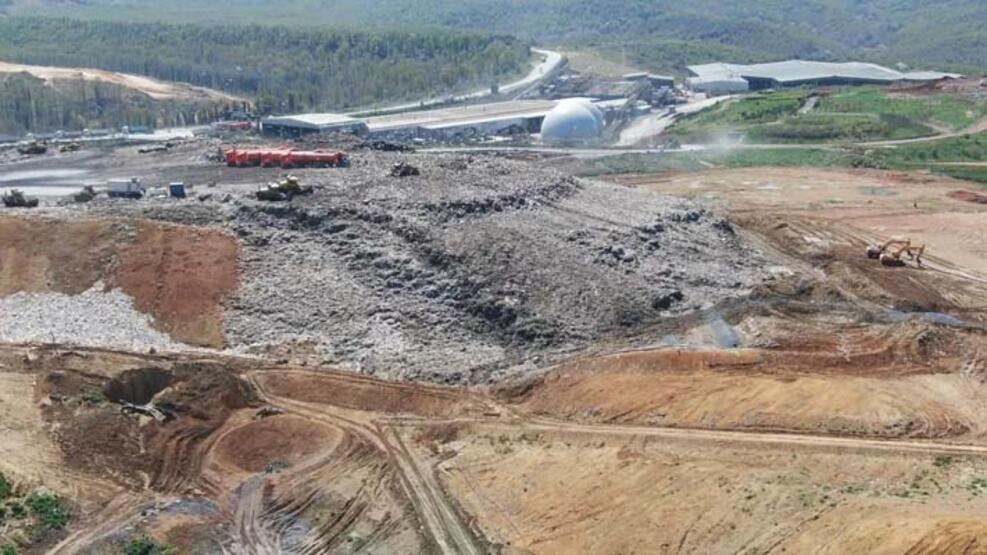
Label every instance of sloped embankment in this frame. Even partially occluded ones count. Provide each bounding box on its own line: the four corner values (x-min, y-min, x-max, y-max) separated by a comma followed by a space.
0, 216, 238, 347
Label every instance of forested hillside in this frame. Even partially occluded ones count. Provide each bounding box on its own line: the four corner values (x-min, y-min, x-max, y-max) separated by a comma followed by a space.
0, 72, 237, 134
7, 0, 986, 73
0, 17, 529, 130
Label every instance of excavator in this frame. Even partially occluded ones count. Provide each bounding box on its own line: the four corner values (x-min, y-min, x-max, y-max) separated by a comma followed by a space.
866, 239, 925, 267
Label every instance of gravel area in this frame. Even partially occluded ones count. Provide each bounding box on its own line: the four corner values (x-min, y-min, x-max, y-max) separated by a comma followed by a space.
0, 285, 180, 351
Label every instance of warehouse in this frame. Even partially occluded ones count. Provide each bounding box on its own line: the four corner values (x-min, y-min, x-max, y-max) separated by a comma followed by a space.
687, 60, 960, 93
261, 97, 630, 141
365, 100, 558, 137
260, 113, 369, 138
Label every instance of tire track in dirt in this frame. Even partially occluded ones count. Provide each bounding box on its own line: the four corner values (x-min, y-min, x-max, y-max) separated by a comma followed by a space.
245, 371, 485, 555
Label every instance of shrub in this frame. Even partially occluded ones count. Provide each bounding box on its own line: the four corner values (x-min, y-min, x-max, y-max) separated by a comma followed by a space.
25, 492, 71, 530
0, 472, 11, 500
125, 536, 174, 555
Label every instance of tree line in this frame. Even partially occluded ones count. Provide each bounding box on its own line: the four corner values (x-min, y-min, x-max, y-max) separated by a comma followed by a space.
0, 16, 530, 132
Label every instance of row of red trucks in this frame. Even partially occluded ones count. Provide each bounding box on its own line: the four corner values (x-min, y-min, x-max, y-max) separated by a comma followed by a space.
225, 147, 349, 168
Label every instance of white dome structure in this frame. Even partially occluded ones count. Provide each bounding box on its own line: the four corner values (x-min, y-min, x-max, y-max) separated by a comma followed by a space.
556, 98, 604, 128
540, 100, 603, 145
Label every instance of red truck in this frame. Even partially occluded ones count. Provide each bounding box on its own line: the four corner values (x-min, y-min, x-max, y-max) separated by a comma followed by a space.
225, 148, 348, 168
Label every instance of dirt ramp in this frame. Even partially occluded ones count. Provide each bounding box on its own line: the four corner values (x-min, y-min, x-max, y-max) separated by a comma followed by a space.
116, 221, 239, 347
0, 216, 239, 347
255, 371, 482, 417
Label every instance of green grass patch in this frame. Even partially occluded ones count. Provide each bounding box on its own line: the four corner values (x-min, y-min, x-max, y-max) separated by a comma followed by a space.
575, 152, 707, 176
667, 90, 810, 142
818, 88, 987, 131
746, 113, 934, 143
867, 133, 987, 169
931, 166, 987, 185
666, 87, 986, 145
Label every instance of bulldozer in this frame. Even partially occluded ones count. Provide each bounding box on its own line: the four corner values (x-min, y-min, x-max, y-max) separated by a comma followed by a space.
73, 185, 97, 203
866, 239, 925, 267
255, 175, 313, 201
2, 189, 39, 208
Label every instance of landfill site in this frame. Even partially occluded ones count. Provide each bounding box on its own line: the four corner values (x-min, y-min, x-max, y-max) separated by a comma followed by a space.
2, 56, 987, 554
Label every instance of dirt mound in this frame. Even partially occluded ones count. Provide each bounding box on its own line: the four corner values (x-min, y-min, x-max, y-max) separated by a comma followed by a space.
158, 152, 759, 383
949, 190, 987, 204
905, 521, 987, 554
0, 216, 239, 347
214, 415, 341, 473
507, 317, 987, 438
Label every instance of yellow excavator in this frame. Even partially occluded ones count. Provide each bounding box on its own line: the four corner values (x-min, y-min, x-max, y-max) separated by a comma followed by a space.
866, 239, 925, 267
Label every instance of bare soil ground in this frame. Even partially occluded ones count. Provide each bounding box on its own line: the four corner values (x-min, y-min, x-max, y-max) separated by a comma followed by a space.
4, 150, 987, 552
0, 216, 239, 346
0, 60, 244, 102
615, 167, 987, 277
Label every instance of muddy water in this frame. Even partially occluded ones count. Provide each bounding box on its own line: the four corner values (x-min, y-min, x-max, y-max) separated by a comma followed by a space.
0, 168, 98, 196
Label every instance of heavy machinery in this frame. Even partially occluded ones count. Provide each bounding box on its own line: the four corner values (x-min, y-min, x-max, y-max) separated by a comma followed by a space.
73, 186, 97, 203
390, 161, 420, 177
225, 147, 348, 169
59, 142, 81, 153
255, 175, 313, 201
2, 189, 39, 208
866, 239, 926, 267
16, 141, 47, 156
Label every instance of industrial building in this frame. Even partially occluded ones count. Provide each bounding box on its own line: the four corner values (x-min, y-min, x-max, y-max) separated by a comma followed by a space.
687, 60, 960, 94
259, 97, 631, 141
261, 113, 369, 138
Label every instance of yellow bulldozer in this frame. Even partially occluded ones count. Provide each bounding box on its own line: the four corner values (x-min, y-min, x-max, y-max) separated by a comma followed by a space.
866, 239, 925, 267
255, 175, 313, 201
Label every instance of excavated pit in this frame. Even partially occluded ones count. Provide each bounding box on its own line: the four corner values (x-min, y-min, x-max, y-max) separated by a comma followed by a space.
103, 367, 174, 405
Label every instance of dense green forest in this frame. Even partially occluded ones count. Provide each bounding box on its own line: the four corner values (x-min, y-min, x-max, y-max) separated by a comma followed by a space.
0, 72, 237, 134
6, 0, 986, 73
0, 17, 529, 132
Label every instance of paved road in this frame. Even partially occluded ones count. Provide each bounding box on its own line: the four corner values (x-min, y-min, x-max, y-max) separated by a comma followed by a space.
349, 48, 564, 116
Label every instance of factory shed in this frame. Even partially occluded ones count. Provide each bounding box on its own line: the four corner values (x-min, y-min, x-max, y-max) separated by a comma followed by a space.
261, 113, 369, 138
687, 60, 961, 93
624, 72, 676, 88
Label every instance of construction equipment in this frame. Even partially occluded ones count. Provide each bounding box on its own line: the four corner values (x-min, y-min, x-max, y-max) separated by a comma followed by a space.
59, 142, 81, 153
390, 161, 420, 177
107, 178, 145, 199
73, 186, 97, 203
225, 147, 348, 169
16, 141, 47, 156
866, 239, 925, 267
255, 175, 313, 201
1, 189, 39, 208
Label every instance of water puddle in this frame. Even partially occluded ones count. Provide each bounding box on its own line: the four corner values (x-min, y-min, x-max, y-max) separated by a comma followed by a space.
887, 310, 970, 327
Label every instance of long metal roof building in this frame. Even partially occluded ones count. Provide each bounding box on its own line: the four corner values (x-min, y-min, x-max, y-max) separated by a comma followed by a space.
687, 60, 960, 93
